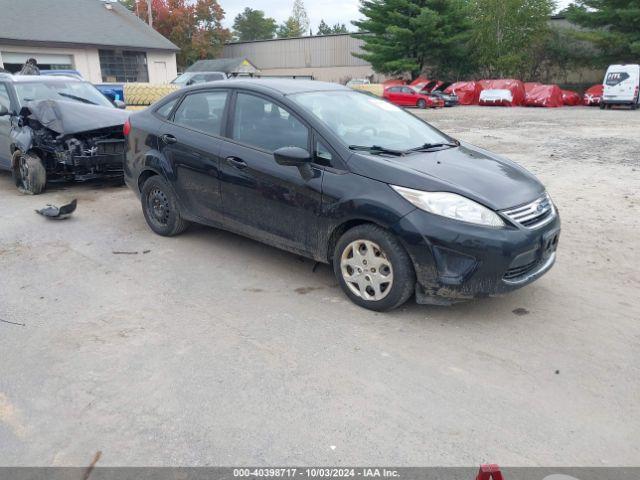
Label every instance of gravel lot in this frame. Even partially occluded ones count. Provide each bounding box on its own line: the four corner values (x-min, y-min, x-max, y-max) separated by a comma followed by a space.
1, 106, 638, 467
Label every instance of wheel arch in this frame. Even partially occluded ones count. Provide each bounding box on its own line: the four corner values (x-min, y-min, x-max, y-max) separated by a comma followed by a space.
326, 218, 387, 263
137, 168, 161, 192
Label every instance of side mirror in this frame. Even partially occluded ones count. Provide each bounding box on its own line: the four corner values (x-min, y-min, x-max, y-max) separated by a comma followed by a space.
114, 100, 126, 109
0, 105, 9, 116
273, 146, 311, 166
186, 79, 195, 86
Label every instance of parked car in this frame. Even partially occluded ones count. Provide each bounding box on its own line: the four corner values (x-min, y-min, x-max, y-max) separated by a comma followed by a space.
171, 71, 227, 88
124, 79, 560, 311
383, 85, 444, 108
425, 90, 459, 107
0, 73, 129, 194
95, 83, 125, 103
601, 64, 640, 110
346, 78, 371, 88
38, 69, 84, 80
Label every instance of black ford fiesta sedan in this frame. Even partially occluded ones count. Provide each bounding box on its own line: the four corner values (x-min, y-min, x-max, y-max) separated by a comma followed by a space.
123, 79, 560, 311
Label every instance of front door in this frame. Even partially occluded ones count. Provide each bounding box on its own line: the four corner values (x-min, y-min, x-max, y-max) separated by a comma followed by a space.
400, 87, 417, 106
218, 91, 323, 256
0, 82, 14, 168
157, 89, 229, 223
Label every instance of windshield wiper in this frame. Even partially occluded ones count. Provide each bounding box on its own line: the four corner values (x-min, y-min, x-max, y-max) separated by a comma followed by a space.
58, 92, 98, 105
349, 145, 406, 156
408, 141, 459, 152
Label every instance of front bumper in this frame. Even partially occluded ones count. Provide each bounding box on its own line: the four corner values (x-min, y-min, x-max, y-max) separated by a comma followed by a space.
391, 207, 561, 304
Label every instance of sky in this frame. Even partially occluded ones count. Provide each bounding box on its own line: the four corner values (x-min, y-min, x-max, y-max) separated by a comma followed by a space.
221, 0, 574, 33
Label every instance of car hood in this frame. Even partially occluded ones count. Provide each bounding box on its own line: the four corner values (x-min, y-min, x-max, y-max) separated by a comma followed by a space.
347, 142, 545, 210
24, 99, 130, 136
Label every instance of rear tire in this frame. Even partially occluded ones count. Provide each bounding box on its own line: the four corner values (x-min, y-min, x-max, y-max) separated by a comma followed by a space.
417, 99, 427, 109
13, 152, 46, 195
140, 175, 189, 236
333, 224, 415, 312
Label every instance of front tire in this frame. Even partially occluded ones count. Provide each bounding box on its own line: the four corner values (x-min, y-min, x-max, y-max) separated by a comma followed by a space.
140, 175, 190, 236
417, 99, 427, 109
333, 224, 415, 311
13, 152, 46, 195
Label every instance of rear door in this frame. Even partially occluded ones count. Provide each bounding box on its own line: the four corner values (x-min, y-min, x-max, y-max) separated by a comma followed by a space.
217, 90, 323, 256
385, 86, 401, 104
0, 82, 15, 168
157, 89, 229, 223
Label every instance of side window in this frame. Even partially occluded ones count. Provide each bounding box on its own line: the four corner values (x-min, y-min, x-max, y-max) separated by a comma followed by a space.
156, 98, 178, 119
232, 92, 309, 152
0, 83, 11, 110
173, 90, 228, 136
314, 140, 333, 167
190, 74, 205, 84
205, 73, 225, 82
402, 87, 414, 94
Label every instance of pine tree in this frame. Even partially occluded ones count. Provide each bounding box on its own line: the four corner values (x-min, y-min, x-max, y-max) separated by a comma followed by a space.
566, 0, 640, 65
317, 19, 332, 35
331, 23, 348, 34
352, 0, 473, 80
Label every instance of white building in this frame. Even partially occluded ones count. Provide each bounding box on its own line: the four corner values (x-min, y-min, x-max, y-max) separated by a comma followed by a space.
0, 0, 178, 84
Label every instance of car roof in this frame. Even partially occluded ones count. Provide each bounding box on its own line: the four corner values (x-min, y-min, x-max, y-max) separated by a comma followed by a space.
2, 74, 85, 83
187, 78, 350, 96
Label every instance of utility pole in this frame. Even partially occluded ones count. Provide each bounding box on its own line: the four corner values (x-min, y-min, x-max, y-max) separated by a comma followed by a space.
146, 0, 153, 27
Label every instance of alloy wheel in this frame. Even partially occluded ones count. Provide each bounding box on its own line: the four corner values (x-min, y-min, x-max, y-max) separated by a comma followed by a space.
340, 239, 394, 301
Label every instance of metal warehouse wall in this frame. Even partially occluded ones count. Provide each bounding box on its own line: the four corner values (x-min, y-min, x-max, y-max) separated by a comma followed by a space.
222, 34, 370, 70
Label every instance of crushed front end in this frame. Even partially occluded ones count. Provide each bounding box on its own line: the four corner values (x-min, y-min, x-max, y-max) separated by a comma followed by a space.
15, 99, 129, 181
53, 126, 126, 181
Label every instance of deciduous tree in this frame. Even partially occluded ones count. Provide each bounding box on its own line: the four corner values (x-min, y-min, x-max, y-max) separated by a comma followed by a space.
129, 0, 230, 69
469, 0, 555, 78
232, 8, 277, 41
277, 17, 305, 38
291, 0, 310, 33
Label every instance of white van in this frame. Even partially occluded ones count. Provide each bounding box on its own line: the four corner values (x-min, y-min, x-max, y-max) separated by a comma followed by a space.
601, 64, 640, 109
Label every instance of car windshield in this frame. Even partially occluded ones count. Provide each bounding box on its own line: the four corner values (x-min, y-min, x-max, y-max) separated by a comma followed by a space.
171, 73, 192, 85
291, 90, 451, 151
14, 80, 114, 108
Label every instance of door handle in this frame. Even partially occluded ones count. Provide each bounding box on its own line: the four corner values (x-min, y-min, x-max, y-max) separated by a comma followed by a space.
160, 134, 177, 145
225, 156, 247, 169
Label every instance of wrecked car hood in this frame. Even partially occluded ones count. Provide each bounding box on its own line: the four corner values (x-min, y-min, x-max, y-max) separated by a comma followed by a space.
24, 99, 130, 136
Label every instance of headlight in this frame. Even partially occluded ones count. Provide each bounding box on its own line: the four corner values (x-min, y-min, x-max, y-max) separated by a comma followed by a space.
391, 185, 505, 227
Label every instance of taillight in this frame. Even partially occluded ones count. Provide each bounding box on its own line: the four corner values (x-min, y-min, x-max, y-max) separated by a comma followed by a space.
123, 118, 131, 136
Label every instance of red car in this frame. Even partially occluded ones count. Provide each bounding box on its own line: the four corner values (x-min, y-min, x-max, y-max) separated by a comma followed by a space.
383, 85, 445, 108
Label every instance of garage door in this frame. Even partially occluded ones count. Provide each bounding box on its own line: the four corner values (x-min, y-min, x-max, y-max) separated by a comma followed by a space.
1, 52, 73, 73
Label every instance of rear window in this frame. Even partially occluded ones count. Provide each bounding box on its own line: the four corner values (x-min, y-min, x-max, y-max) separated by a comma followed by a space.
156, 98, 177, 119
172, 90, 228, 136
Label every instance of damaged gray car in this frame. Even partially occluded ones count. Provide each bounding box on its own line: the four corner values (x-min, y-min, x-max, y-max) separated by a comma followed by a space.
0, 74, 129, 194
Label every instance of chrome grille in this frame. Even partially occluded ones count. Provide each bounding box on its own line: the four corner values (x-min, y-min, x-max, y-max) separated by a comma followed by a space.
502, 193, 555, 228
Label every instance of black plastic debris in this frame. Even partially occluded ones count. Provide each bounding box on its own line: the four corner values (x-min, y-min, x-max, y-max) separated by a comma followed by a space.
35, 199, 77, 220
